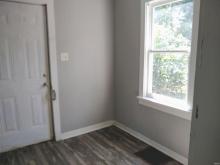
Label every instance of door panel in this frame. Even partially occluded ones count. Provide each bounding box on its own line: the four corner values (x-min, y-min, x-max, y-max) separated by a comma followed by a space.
1, 98, 18, 133
0, 39, 11, 80
0, 1, 52, 152
26, 40, 41, 79
31, 94, 44, 126
189, 0, 220, 164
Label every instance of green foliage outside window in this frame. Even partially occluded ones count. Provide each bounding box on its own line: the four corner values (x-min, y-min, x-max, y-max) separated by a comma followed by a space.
151, 0, 193, 100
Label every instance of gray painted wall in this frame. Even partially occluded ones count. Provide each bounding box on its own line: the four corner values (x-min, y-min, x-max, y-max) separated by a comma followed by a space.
54, 0, 115, 133
114, 0, 191, 157
53, 0, 190, 158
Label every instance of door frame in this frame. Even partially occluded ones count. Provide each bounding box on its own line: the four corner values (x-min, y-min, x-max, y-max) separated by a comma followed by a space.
0, 0, 62, 140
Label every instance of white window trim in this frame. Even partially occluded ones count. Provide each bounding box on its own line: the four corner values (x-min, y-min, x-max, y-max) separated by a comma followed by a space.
138, 0, 200, 120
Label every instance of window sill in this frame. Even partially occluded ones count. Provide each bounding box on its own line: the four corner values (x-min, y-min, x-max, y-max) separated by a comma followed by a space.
137, 96, 192, 120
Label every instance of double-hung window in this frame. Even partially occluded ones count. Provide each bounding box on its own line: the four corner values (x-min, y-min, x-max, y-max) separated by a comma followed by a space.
139, 0, 200, 120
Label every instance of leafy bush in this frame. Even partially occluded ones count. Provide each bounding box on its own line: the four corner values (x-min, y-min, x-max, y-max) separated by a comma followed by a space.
151, 0, 193, 100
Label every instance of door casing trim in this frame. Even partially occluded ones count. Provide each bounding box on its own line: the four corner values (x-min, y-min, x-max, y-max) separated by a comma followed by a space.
0, 0, 62, 141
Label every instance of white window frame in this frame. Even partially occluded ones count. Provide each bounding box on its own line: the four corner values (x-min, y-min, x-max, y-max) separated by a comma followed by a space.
138, 0, 200, 120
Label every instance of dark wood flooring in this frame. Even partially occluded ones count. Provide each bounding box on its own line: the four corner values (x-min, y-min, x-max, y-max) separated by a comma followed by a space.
0, 126, 181, 165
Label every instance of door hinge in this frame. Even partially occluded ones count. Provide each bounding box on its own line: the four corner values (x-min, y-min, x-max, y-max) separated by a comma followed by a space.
51, 89, 56, 101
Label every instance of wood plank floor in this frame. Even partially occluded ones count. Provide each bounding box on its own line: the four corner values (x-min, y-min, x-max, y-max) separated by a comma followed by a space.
0, 126, 178, 165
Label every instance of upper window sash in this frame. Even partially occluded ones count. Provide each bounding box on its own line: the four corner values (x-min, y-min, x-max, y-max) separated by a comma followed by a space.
147, 0, 193, 52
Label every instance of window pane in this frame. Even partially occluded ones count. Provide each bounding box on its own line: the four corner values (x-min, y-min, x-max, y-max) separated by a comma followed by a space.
150, 52, 189, 100
152, 0, 193, 50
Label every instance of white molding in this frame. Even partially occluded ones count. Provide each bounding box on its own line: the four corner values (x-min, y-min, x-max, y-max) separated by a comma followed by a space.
137, 96, 192, 120
0, 0, 62, 141
60, 120, 188, 165
113, 121, 188, 165
187, 0, 200, 108
45, 0, 62, 141
61, 121, 115, 140
139, 0, 147, 97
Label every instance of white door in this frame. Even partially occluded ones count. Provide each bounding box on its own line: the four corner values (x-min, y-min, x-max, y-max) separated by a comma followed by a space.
0, 1, 52, 152
189, 0, 220, 164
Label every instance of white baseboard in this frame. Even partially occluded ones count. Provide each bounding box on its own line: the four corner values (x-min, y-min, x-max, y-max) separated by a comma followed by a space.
60, 120, 188, 165
61, 120, 115, 140
113, 121, 188, 165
